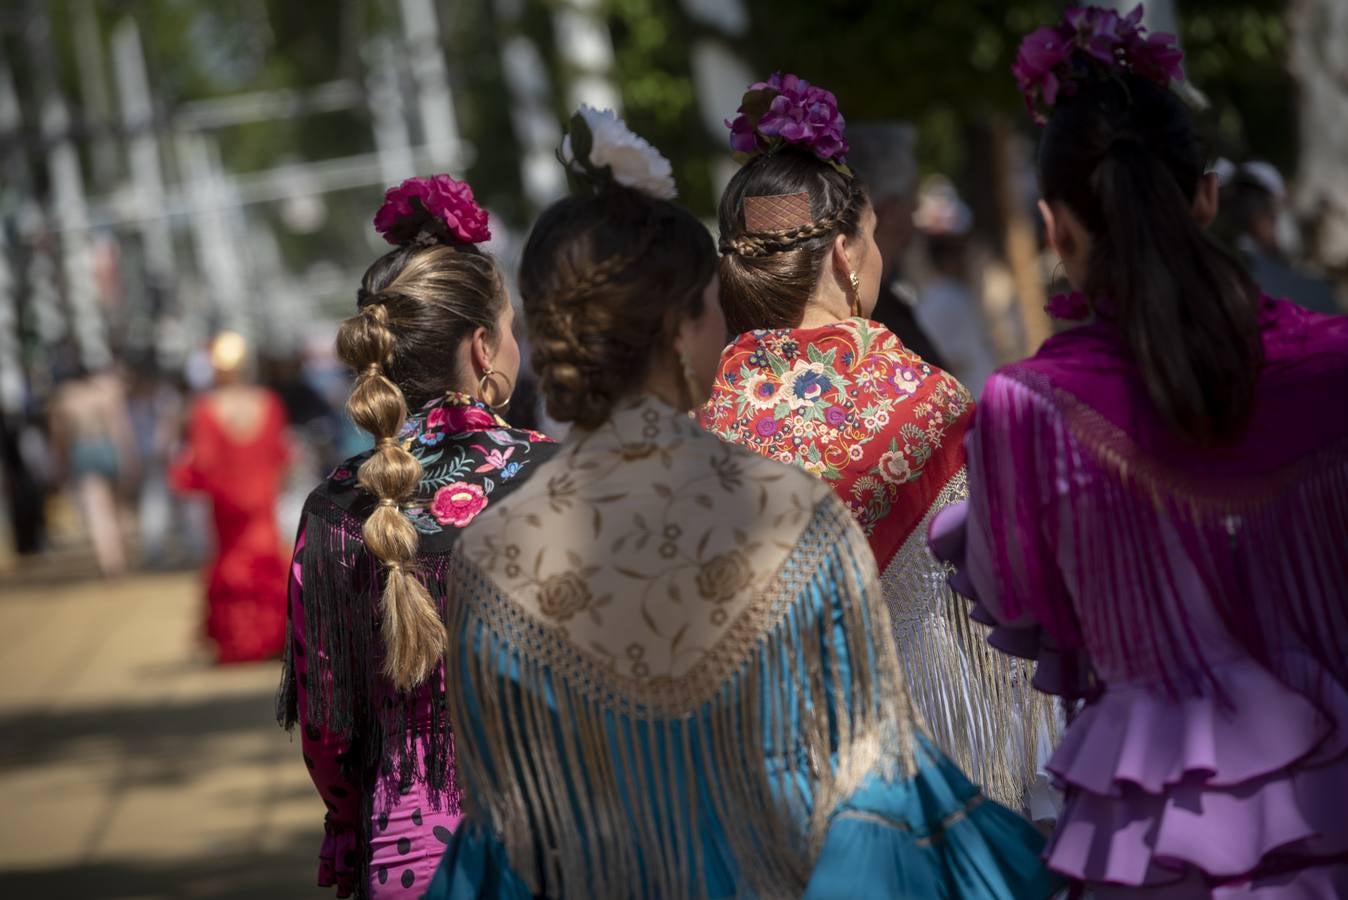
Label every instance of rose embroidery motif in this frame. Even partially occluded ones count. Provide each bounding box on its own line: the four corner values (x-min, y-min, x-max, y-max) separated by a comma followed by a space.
426, 407, 450, 430
430, 482, 488, 527
537, 571, 593, 622
744, 372, 782, 411
454, 407, 499, 431
696, 550, 754, 605
877, 449, 914, 485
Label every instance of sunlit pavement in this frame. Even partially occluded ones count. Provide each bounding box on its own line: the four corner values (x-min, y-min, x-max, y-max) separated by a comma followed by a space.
0, 552, 329, 899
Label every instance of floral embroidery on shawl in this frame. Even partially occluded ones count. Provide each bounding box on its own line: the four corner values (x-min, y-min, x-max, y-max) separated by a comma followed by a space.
701, 318, 972, 567
446, 395, 915, 897
462, 397, 817, 685
324, 391, 551, 537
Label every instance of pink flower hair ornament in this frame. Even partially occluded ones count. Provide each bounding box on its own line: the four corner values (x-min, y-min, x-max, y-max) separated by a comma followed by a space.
725, 72, 852, 177
373, 174, 491, 247
1014, 3, 1185, 126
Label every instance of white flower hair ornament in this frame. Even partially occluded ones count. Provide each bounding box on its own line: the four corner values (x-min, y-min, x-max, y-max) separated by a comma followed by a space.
558, 105, 678, 201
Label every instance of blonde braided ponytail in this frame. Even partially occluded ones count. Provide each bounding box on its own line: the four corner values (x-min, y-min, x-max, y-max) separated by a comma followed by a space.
336, 301, 446, 690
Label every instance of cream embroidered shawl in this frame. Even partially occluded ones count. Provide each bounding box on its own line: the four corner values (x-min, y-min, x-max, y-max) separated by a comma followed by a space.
445, 395, 914, 898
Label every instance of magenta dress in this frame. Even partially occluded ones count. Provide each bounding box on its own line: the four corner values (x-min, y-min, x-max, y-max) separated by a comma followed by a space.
278, 393, 555, 898
930, 297, 1348, 897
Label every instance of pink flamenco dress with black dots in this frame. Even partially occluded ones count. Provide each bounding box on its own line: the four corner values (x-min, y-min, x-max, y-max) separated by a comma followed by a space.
277, 392, 556, 898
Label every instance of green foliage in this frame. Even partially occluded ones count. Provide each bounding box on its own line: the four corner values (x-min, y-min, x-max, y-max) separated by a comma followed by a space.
603, 0, 715, 215
734, 0, 1057, 176
1177, 2, 1294, 170
730, 0, 1293, 178
447, 0, 529, 228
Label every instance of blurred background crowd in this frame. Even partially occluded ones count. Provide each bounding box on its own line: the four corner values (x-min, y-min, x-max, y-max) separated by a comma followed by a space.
1, 0, 1345, 578
0, 1, 1344, 895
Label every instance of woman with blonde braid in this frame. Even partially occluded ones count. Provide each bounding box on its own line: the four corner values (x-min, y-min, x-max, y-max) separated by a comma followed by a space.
701, 73, 1057, 817
277, 175, 556, 899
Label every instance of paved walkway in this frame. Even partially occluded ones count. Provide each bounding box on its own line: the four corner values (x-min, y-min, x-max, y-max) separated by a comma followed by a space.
0, 553, 330, 899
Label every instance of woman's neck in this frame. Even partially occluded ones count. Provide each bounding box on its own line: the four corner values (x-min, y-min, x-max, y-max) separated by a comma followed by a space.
640, 364, 689, 412
797, 282, 853, 329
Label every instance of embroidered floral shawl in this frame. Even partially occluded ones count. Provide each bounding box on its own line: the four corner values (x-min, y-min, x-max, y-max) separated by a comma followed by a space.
700, 317, 971, 569
276, 393, 556, 885
445, 395, 915, 898
700, 319, 1055, 812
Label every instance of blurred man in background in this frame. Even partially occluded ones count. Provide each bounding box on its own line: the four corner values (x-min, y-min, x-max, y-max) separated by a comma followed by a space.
1221, 160, 1340, 315
913, 177, 998, 397
47, 346, 137, 578
846, 123, 949, 368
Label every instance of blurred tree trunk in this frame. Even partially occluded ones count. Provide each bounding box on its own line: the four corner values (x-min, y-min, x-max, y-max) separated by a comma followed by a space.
990, 118, 1051, 357
1289, 0, 1348, 304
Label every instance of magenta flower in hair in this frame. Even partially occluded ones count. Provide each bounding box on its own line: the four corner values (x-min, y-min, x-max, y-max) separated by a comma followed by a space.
1014, 4, 1185, 125
725, 72, 851, 175
373, 174, 491, 247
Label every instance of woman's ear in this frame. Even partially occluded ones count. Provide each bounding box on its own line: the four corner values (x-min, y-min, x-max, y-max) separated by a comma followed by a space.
1192, 171, 1219, 230
1039, 199, 1065, 256
830, 231, 852, 280
469, 325, 494, 373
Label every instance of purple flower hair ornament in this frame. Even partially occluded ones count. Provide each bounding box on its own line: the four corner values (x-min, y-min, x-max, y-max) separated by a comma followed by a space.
1014, 3, 1185, 126
725, 72, 852, 177
373, 174, 491, 247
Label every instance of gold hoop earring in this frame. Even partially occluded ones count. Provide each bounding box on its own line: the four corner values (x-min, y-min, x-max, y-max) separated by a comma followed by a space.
477, 368, 514, 412
847, 271, 862, 318
679, 351, 702, 413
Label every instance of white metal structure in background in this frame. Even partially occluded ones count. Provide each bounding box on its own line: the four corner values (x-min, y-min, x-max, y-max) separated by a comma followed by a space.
552, 0, 622, 113
4, 0, 471, 359
32, 2, 108, 369
495, 0, 567, 210
111, 17, 176, 282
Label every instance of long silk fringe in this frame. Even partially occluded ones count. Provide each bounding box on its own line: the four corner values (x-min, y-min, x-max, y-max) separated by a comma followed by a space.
446, 499, 914, 899
882, 469, 1058, 814
277, 494, 462, 895
979, 371, 1348, 706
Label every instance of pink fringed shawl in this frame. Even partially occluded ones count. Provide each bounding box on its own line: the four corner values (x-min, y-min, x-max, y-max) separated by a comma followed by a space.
954, 297, 1348, 702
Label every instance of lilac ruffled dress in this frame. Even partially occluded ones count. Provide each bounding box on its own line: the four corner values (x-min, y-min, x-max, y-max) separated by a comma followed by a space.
930, 298, 1348, 897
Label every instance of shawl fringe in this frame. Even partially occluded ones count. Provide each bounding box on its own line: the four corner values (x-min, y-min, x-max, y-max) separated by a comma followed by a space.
447, 499, 913, 899
276, 492, 462, 894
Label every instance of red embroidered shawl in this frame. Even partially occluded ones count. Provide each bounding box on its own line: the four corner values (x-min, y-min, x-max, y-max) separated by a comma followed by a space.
700, 318, 973, 568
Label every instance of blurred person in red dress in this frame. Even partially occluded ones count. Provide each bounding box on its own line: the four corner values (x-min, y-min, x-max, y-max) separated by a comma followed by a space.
171, 331, 291, 663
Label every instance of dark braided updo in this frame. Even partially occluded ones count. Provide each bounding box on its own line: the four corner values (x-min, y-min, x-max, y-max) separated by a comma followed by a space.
717, 148, 868, 335
520, 185, 716, 430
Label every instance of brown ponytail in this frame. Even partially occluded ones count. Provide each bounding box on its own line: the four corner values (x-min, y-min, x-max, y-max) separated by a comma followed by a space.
1040, 75, 1262, 444
333, 241, 506, 689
